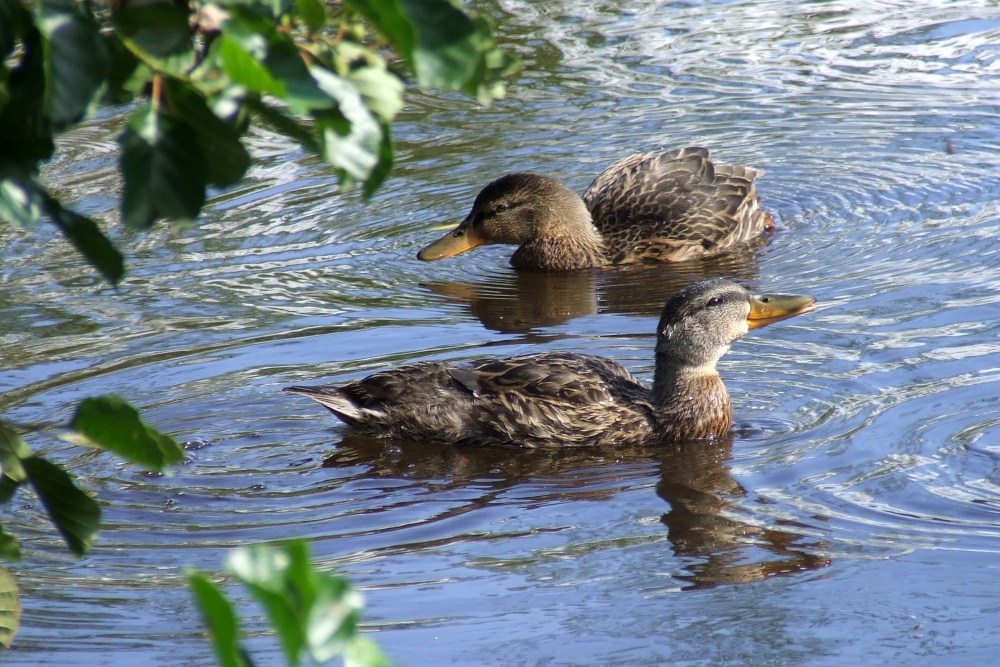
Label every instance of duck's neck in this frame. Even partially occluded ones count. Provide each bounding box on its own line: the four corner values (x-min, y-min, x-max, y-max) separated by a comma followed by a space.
510, 226, 607, 271
651, 354, 732, 441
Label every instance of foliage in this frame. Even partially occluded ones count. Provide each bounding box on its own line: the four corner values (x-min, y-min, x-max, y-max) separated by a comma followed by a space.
0, 399, 182, 647
0, 0, 516, 658
0, 0, 518, 284
189, 540, 390, 667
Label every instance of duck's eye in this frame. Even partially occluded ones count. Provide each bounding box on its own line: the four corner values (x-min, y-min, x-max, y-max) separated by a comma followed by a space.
706, 297, 723, 307
494, 203, 510, 213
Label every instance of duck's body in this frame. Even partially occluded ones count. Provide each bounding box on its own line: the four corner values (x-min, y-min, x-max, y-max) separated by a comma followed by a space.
287, 353, 666, 447
285, 278, 816, 448
417, 147, 774, 271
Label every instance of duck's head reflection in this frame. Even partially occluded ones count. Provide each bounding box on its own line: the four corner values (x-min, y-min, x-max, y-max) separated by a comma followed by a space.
321, 434, 828, 588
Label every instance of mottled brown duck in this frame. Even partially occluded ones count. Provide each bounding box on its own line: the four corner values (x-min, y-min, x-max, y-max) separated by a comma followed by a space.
417, 146, 775, 271
284, 278, 815, 448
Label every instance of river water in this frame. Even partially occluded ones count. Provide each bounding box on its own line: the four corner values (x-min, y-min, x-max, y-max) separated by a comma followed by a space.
3, 1, 1000, 665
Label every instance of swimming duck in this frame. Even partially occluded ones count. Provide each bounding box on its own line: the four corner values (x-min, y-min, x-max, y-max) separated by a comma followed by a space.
284, 278, 815, 447
417, 147, 774, 271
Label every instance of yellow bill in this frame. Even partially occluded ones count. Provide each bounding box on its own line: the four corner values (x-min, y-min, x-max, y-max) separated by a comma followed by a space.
747, 293, 817, 329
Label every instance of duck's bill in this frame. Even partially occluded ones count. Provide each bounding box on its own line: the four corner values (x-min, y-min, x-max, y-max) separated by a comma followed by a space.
417, 222, 486, 261
747, 293, 817, 329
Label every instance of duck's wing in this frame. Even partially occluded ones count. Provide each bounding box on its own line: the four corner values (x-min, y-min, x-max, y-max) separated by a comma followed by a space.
457, 352, 656, 447
465, 352, 643, 404
582, 147, 773, 263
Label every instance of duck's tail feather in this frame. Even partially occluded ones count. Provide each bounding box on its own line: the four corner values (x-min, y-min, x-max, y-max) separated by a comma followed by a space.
283, 385, 381, 425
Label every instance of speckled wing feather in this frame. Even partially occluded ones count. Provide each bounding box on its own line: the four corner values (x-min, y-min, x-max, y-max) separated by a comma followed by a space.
582, 147, 772, 264
455, 352, 658, 447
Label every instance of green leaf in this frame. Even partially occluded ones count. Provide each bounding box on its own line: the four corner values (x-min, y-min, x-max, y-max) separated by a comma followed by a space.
219, 14, 331, 113
0, 23, 55, 167
345, 636, 392, 667
0, 421, 27, 505
362, 123, 393, 199
311, 67, 383, 185
114, 4, 196, 77
23, 456, 100, 557
0, 421, 29, 484
0, 565, 20, 649
68, 395, 184, 471
45, 199, 126, 285
102, 31, 146, 105
0, 477, 21, 505
0, 526, 22, 562
0, 176, 44, 228
120, 105, 207, 228
400, 0, 479, 89
0, 0, 26, 59
344, 0, 414, 62
295, 0, 325, 33
347, 63, 405, 124
306, 572, 363, 663
346, 0, 515, 101
218, 33, 285, 97
228, 543, 308, 665
165, 79, 250, 187
208, 84, 251, 131
0, 174, 123, 283
467, 15, 519, 105
247, 98, 319, 155
36, 0, 109, 128
187, 572, 249, 667
227, 541, 370, 665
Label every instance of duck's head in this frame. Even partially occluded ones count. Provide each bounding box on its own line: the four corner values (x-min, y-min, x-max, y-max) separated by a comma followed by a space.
417, 173, 593, 261
656, 278, 816, 367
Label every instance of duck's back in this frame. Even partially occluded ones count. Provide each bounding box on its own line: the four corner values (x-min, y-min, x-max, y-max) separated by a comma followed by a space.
583, 147, 773, 264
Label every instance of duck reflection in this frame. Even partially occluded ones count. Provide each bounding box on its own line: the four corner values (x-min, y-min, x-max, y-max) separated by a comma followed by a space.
656, 437, 829, 588
421, 239, 769, 333
321, 433, 827, 588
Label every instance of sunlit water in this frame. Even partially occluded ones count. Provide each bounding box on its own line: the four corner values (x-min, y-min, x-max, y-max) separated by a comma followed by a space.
3, 1, 1000, 664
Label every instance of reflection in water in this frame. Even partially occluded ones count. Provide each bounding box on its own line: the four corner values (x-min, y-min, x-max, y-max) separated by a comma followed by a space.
421, 239, 768, 332
323, 433, 828, 588
655, 438, 829, 588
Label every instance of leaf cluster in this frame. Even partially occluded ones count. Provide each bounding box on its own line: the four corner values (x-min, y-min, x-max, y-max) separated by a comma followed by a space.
0, 396, 183, 647
0, 0, 518, 284
189, 540, 390, 667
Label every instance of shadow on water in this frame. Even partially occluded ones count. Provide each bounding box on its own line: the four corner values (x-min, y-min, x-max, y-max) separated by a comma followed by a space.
419, 238, 769, 333
322, 432, 829, 589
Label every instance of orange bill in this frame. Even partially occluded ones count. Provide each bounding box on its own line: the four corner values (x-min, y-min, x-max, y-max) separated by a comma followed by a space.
747, 293, 817, 330
417, 221, 487, 261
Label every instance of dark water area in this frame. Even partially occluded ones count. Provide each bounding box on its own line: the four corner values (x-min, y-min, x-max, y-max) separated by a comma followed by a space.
3, 1, 1000, 665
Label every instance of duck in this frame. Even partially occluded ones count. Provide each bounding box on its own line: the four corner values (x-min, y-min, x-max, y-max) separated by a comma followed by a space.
283, 278, 815, 448
417, 146, 775, 271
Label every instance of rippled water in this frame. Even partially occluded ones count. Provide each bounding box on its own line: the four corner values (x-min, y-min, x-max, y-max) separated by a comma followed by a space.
3, 1, 1000, 664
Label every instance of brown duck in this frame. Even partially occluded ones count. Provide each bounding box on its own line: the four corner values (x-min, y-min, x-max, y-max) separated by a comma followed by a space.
417, 146, 775, 271
284, 278, 815, 447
